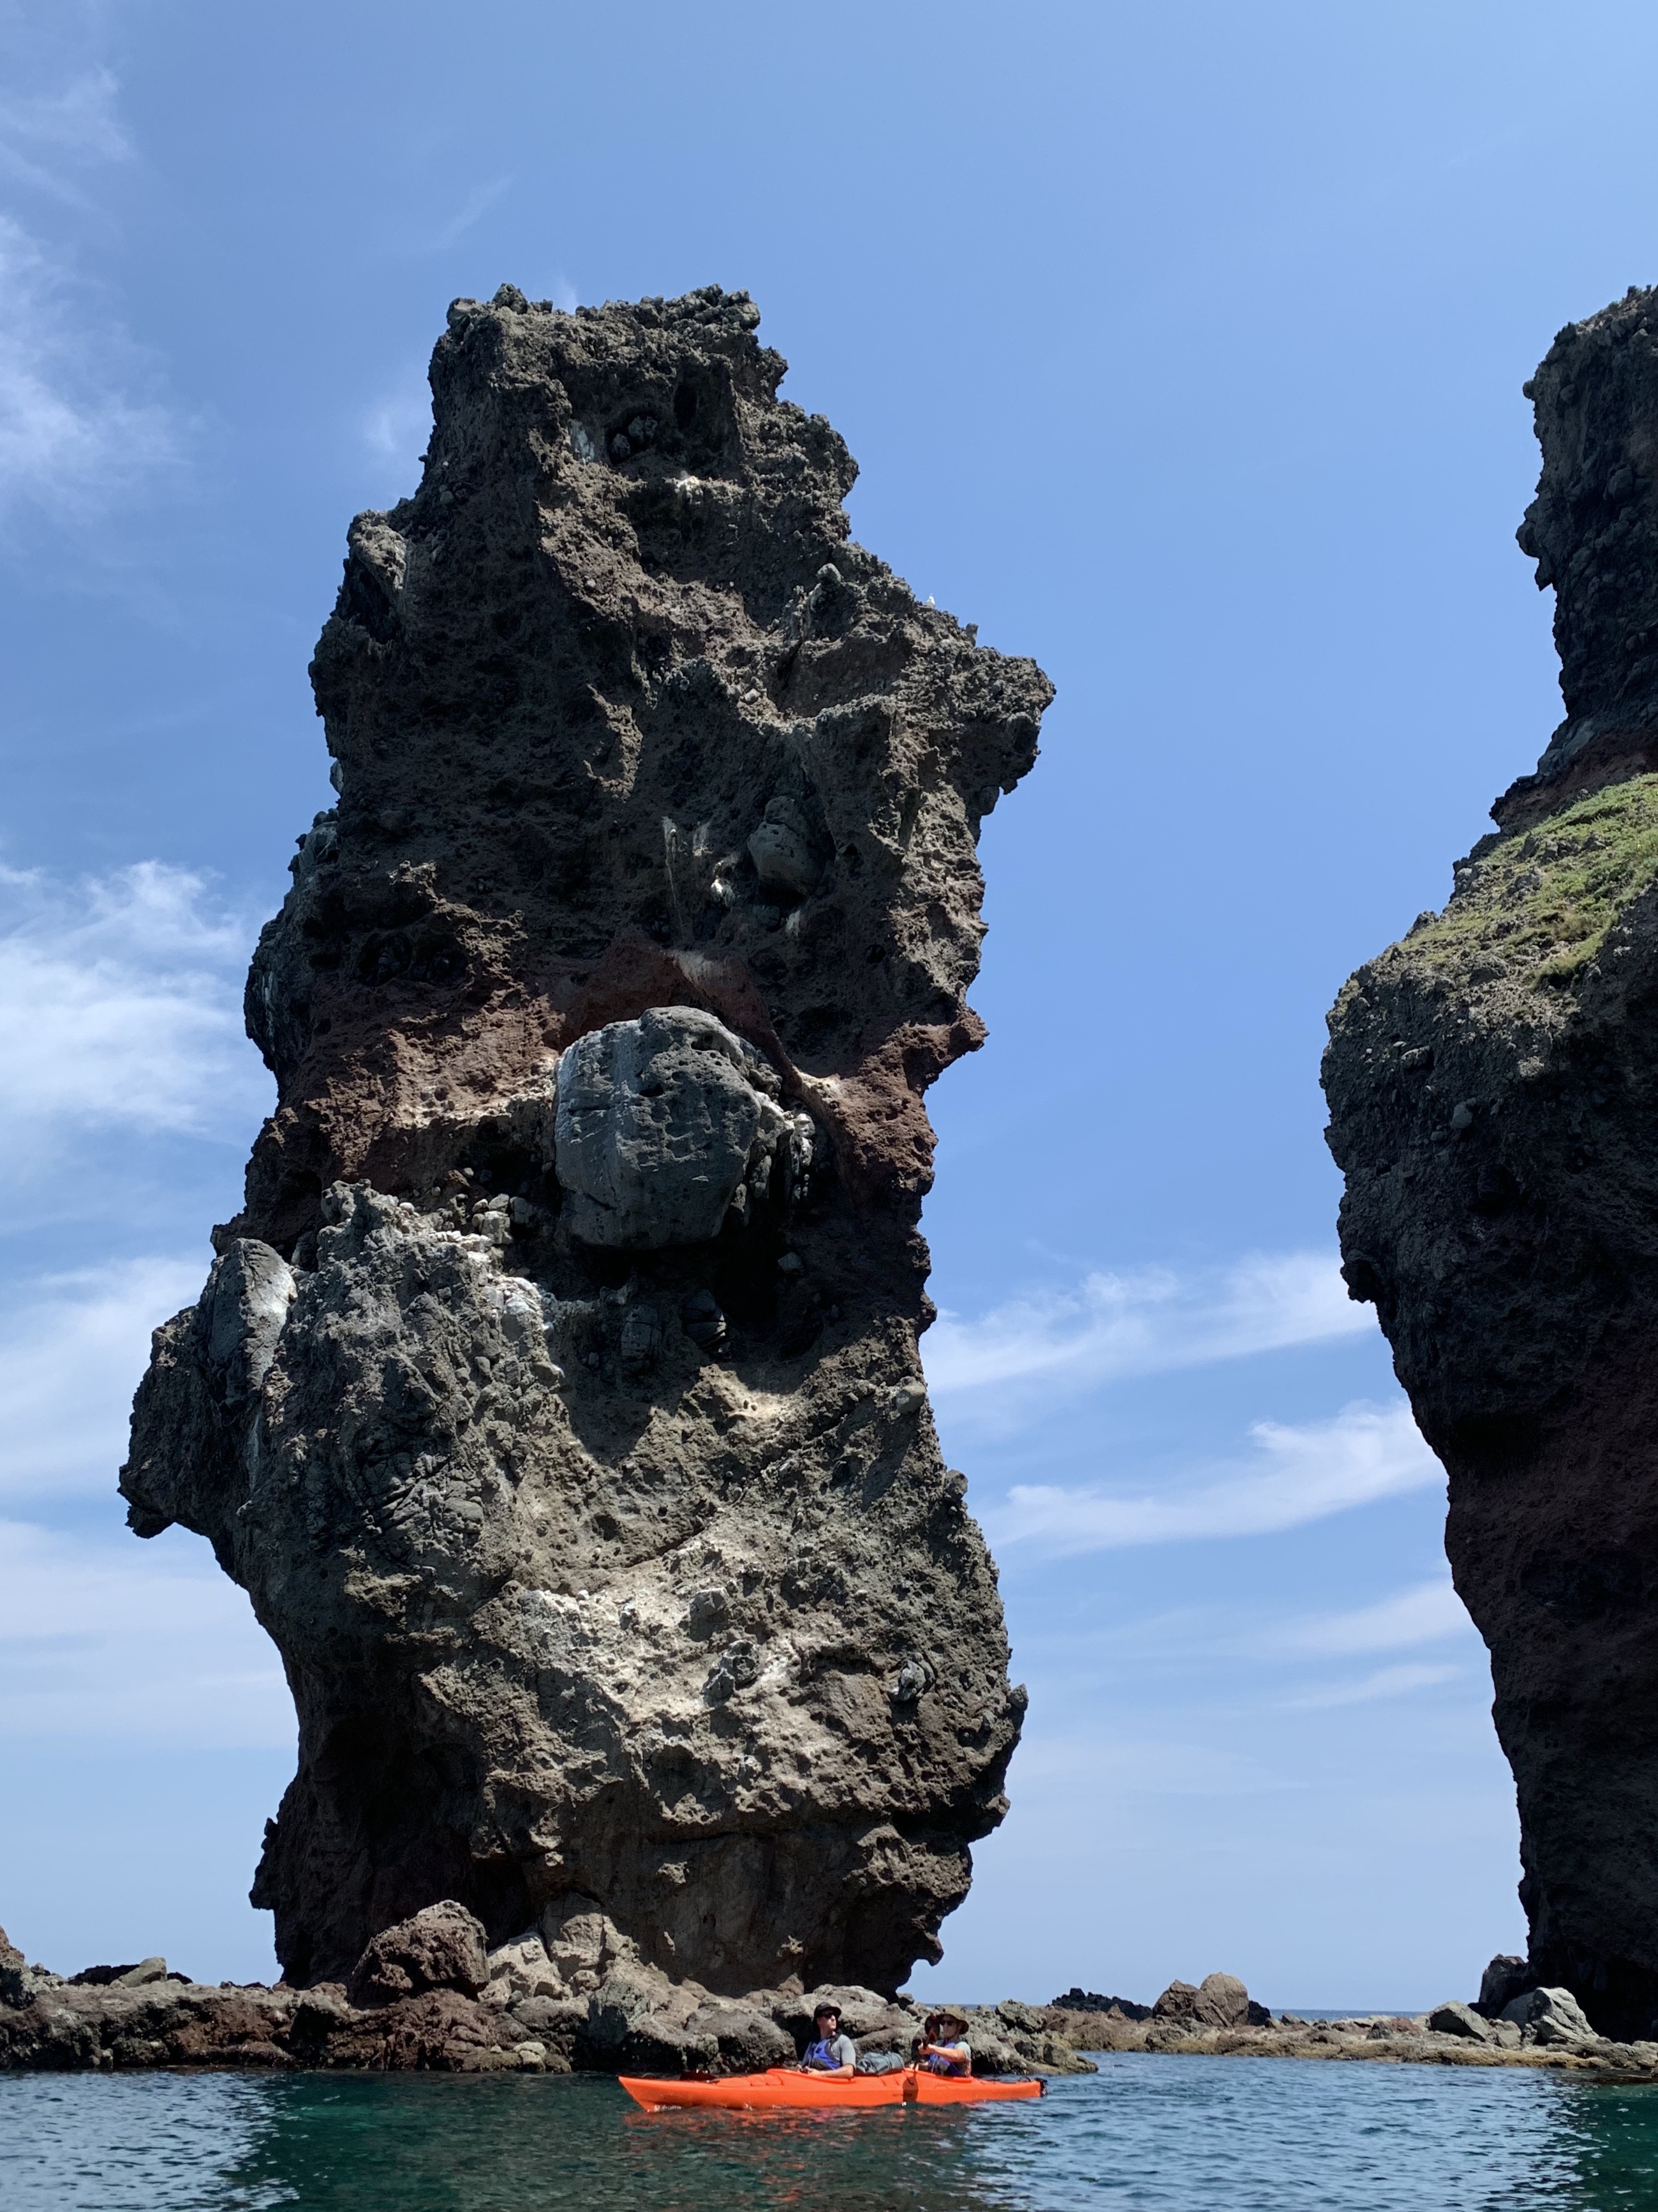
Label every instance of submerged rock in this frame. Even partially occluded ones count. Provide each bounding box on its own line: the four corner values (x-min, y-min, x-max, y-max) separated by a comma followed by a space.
1324, 285, 1658, 2039
120, 285, 1050, 1997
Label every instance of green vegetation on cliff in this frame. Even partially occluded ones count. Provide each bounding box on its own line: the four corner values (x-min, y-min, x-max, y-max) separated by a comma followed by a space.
1400, 773, 1658, 988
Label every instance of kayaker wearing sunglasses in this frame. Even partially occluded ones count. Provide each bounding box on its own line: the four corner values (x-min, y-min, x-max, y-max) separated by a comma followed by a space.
919, 2009, 973, 2076
799, 2001, 858, 2079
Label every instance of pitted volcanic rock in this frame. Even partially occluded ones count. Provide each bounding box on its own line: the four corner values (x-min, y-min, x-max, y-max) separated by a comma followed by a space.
1324, 284, 1658, 2038
121, 283, 1051, 1994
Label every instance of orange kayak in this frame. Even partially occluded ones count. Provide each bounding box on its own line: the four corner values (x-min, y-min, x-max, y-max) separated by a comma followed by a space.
619, 2068, 906, 2110
618, 2067, 1042, 2111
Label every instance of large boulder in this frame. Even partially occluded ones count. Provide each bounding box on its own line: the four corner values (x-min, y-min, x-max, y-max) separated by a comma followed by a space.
484, 1897, 643, 2007
553, 1009, 797, 1249
687, 2001, 797, 2074
579, 1962, 794, 2075
1477, 1953, 1534, 2017
1191, 1972, 1251, 2029
1428, 2000, 1495, 2042
1151, 1979, 1200, 2022
350, 1902, 489, 2008
766, 1982, 919, 2052
1502, 1985, 1597, 2046
1148, 1973, 1267, 2033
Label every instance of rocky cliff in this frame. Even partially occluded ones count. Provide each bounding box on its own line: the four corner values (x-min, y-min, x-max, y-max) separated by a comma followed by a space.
120, 285, 1051, 1995
1324, 285, 1658, 2038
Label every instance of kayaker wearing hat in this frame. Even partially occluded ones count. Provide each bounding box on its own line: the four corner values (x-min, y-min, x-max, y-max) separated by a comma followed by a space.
919, 2009, 973, 2076
799, 2001, 858, 2079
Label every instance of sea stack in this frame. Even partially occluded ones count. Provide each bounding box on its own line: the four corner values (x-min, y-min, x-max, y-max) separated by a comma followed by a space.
121, 285, 1051, 1994
1324, 286, 1658, 2038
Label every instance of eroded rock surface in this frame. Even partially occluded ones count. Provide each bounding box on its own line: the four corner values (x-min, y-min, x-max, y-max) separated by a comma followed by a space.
120, 285, 1050, 1996
7, 1930, 1648, 2079
1324, 285, 1658, 2038
0, 1906, 1100, 2075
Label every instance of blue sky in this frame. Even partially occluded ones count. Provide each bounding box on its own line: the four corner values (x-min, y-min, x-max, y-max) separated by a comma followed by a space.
2, 0, 1654, 2005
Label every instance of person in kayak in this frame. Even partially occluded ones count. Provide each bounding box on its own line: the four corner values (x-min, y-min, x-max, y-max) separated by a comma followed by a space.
799, 2001, 858, 2078
918, 2010, 973, 2075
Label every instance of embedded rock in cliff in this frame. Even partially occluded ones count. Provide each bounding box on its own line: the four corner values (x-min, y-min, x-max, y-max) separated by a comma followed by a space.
1324, 285, 1658, 2038
121, 284, 1049, 1995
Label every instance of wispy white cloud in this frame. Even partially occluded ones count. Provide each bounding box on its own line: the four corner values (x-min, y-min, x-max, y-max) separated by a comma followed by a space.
986, 1399, 1441, 1555
1284, 1662, 1462, 1711
0, 212, 182, 514
1269, 1580, 1476, 1709
0, 864, 253, 1494
924, 1251, 1372, 1402
0, 861, 267, 1157
0, 1518, 292, 1747
0, 68, 131, 198
431, 175, 511, 249
363, 378, 433, 463
0, 67, 185, 519
1014, 1577, 1477, 1674
0, 1256, 206, 1501
1269, 1577, 1474, 1658
1010, 1733, 1275, 1799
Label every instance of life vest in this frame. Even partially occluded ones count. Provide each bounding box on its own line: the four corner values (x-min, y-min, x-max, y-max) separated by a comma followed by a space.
804, 2036, 844, 2068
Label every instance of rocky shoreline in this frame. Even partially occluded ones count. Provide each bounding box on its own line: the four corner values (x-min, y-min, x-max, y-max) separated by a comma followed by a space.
0, 1906, 1086, 2079
8, 1911, 1657, 2083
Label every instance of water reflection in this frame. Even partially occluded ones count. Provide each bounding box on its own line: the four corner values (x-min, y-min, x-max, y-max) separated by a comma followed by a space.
6, 2058, 1658, 2211
220, 2075, 1015, 2212
1544, 2078, 1658, 2207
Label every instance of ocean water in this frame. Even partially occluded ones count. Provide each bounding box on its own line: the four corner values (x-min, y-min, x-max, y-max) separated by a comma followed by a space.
4, 2054, 1657, 2211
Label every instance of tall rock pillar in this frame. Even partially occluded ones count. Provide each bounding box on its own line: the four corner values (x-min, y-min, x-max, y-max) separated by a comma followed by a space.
121, 286, 1051, 1993
1325, 286, 1658, 2036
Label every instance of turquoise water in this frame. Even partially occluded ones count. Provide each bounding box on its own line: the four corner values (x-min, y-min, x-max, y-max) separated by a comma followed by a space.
5, 2056, 1658, 2210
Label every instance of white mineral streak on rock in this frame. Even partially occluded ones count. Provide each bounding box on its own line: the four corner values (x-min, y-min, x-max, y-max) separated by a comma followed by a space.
196, 1240, 295, 1405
